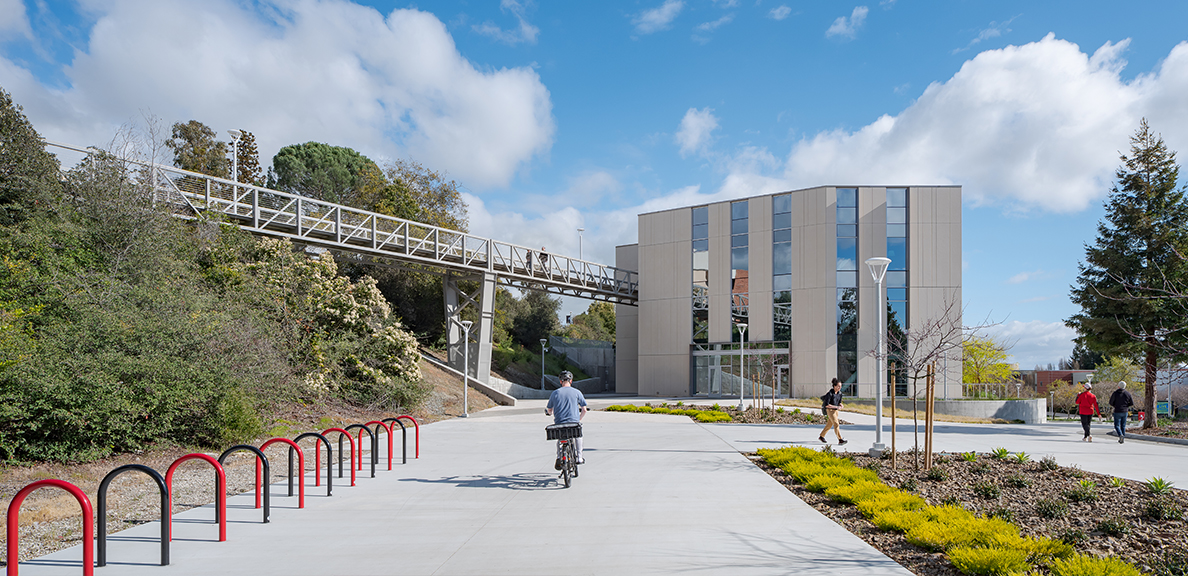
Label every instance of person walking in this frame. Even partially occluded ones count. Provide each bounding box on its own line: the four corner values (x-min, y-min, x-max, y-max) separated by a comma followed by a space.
1109, 381, 1135, 444
1075, 381, 1102, 442
819, 378, 848, 445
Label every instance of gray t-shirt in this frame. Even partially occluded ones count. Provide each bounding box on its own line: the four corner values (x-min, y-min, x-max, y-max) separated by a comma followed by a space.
547, 386, 587, 424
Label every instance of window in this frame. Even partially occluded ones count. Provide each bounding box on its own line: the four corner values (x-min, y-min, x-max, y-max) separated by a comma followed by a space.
772, 194, 792, 342
886, 188, 909, 396
836, 189, 858, 389
692, 206, 710, 343
731, 201, 749, 341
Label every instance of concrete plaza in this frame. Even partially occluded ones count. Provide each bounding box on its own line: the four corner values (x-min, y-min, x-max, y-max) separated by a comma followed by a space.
14, 398, 1185, 575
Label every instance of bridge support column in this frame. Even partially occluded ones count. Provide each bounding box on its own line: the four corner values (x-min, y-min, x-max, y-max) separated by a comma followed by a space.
444, 272, 496, 385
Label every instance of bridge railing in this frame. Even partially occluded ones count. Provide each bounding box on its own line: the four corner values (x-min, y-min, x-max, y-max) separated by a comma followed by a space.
44, 141, 639, 304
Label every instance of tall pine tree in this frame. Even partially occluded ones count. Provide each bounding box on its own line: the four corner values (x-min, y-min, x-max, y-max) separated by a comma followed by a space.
1067, 119, 1188, 428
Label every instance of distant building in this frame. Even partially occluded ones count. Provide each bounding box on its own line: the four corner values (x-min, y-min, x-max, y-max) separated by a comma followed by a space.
615, 185, 962, 398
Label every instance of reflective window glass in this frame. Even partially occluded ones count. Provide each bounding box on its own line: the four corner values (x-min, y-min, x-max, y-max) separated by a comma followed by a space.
887, 188, 907, 207
888, 301, 907, 329
887, 288, 907, 301
773, 194, 791, 214
731, 247, 749, 270
773, 212, 792, 230
887, 238, 907, 270
887, 224, 906, 238
773, 242, 792, 273
887, 207, 907, 225
732, 234, 748, 248
774, 274, 792, 291
731, 201, 749, 220
886, 271, 907, 288
693, 223, 708, 240
837, 270, 857, 287
836, 237, 857, 270
775, 290, 792, 303
773, 228, 791, 243
692, 238, 709, 253
837, 207, 857, 225
731, 219, 748, 235
837, 188, 857, 207
693, 206, 709, 226
837, 224, 856, 237
693, 251, 709, 271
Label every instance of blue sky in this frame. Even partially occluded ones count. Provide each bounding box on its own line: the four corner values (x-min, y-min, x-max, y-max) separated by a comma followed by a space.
3, 0, 1188, 368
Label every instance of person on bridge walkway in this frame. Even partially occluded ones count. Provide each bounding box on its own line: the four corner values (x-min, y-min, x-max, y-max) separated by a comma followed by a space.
1109, 381, 1135, 444
1075, 381, 1102, 442
819, 378, 847, 446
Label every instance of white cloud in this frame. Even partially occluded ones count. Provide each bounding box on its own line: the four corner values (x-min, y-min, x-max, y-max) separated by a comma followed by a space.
768, 6, 792, 21
826, 6, 868, 40
633, 0, 684, 35
1007, 269, 1043, 284
953, 16, 1018, 54
675, 107, 719, 157
982, 320, 1077, 370
473, 0, 540, 45
0, 0, 554, 190
695, 14, 733, 33
0, 0, 31, 40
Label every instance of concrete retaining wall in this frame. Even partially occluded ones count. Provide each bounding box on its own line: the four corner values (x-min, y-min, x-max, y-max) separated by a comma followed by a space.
847, 398, 1047, 424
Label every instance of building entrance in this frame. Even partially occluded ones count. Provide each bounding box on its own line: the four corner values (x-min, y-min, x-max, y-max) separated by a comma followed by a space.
691, 342, 790, 399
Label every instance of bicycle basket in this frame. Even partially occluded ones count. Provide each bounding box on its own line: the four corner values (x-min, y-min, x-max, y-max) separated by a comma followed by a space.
545, 422, 583, 440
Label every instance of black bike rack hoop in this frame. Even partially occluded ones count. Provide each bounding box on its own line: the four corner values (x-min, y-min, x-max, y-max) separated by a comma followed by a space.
294, 432, 333, 496
381, 417, 408, 465
344, 423, 377, 478
97, 464, 169, 566
217, 445, 271, 524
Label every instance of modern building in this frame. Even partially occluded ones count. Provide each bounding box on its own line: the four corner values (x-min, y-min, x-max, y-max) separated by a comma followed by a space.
615, 185, 962, 398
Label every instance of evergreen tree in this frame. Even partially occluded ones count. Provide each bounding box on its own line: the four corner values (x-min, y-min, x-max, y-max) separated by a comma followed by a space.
0, 88, 61, 225
234, 130, 263, 186
1067, 119, 1188, 428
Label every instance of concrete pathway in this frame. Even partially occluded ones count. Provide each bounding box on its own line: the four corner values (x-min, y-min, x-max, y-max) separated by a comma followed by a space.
15, 401, 913, 576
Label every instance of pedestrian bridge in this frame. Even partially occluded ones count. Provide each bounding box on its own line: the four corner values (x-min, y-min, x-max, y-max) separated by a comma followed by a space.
46, 141, 638, 401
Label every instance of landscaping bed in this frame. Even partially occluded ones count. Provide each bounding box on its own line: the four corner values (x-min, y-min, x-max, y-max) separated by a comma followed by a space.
753, 447, 1188, 576
605, 403, 852, 426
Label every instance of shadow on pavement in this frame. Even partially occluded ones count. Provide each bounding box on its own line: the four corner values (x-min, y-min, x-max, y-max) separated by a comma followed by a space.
400, 473, 560, 491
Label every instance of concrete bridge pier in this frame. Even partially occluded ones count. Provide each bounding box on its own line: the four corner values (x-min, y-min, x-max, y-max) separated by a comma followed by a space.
444, 272, 496, 385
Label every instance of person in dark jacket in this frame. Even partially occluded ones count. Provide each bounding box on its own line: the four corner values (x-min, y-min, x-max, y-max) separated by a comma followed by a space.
819, 378, 847, 445
1109, 381, 1135, 444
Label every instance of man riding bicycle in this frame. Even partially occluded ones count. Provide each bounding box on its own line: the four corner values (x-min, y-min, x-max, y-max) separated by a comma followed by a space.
545, 370, 586, 469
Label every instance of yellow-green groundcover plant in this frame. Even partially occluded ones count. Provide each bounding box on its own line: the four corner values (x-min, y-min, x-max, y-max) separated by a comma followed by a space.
756, 446, 1141, 576
605, 404, 732, 423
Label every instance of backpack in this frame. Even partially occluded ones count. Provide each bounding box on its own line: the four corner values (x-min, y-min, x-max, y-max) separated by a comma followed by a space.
821, 392, 830, 415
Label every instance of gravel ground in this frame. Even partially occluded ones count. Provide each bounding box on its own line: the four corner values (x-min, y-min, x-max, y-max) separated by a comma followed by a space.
754, 449, 1188, 576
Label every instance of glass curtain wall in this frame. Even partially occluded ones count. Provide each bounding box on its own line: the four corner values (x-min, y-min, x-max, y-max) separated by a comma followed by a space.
772, 194, 792, 342
836, 188, 858, 394
731, 201, 749, 342
692, 206, 710, 344
886, 188, 909, 395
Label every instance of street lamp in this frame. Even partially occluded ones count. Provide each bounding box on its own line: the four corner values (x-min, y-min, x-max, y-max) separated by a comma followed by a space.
577, 228, 585, 260
460, 320, 473, 418
866, 256, 891, 457
540, 338, 549, 390
737, 323, 748, 411
227, 130, 242, 183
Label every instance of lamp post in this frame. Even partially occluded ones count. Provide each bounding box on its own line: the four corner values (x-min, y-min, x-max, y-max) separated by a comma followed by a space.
227, 130, 242, 183
577, 228, 585, 260
460, 320, 473, 418
865, 256, 891, 457
737, 323, 748, 411
540, 338, 549, 390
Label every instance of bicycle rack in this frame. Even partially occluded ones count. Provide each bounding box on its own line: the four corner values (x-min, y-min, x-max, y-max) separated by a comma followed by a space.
217, 445, 270, 524
165, 453, 227, 542
294, 432, 333, 496
321, 428, 357, 486
6, 479, 94, 576
345, 423, 377, 478
394, 415, 420, 458
380, 417, 409, 466
367, 420, 395, 469
97, 464, 169, 566
260, 438, 305, 508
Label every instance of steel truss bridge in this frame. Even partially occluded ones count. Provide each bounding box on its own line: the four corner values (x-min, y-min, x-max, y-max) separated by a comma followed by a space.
47, 141, 638, 404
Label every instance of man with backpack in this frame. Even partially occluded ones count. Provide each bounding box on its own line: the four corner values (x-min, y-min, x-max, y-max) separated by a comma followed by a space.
819, 378, 848, 445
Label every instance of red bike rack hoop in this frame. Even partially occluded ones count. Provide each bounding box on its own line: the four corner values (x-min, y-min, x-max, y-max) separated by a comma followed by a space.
165, 454, 227, 542
6, 479, 94, 576
366, 420, 396, 470
321, 428, 357, 486
393, 415, 419, 458
260, 438, 305, 508
381, 417, 410, 465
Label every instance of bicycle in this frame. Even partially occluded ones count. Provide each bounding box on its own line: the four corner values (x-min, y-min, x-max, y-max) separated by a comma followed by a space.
545, 422, 582, 488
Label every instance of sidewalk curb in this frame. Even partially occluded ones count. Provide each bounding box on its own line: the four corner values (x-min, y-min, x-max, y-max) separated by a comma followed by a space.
1106, 430, 1188, 446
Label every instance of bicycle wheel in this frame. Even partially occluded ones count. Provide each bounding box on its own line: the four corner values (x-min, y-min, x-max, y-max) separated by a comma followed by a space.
569, 441, 579, 479
560, 441, 571, 488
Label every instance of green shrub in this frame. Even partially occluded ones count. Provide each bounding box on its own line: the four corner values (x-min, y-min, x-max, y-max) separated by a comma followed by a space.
900, 477, 918, 491
905, 514, 1018, 552
1013, 451, 1031, 463
1023, 536, 1074, 563
1109, 477, 1126, 488
974, 481, 1002, 499
987, 506, 1015, 523
948, 546, 1030, 576
825, 479, 893, 504
960, 451, 978, 462
1049, 554, 1142, 576
1096, 516, 1130, 537
872, 508, 927, 532
1147, 477, 1176, 495
694, 411, 732, 423
972, 462, 992, 475
1036, 498, 1069, 519
1040, 455, 1060, 470
927, 466, 949, 481
1065, 480, 1098, 503
1143, 496, 1184, 521
805, 474, 851, 492
855, 491, 926, 517
1149, 549, 1188, 576
990, 447, 1010, 459
1057, 528, 1086, 546
1005, 474, 1030, 489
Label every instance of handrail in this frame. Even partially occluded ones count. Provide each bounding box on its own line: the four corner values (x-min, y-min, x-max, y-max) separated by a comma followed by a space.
294, 432, 333, 496
381, 417, 408, 465
97, 464, 169, 566
165, 454, 227, 542
6, 479, 94, 576
394, 415, 420, 458
344, 423, 377, 478
321, 428, 357, 486
217, 445, 271, 524
260, 438, 306, 508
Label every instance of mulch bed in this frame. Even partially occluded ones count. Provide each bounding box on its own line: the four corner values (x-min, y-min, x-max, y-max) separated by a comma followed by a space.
753, 450, 1188, 576
642, 403, 852, 426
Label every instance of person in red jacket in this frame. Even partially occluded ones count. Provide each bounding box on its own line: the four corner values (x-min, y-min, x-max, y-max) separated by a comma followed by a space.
1075, 381, 1103, 442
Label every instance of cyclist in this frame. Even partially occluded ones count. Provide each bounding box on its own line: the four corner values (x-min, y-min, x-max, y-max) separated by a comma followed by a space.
545, 370, 587, 469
